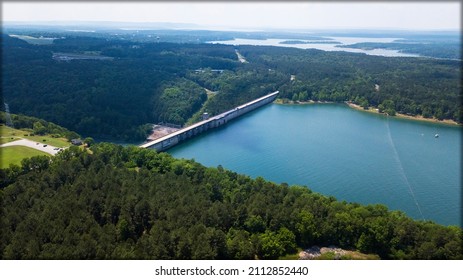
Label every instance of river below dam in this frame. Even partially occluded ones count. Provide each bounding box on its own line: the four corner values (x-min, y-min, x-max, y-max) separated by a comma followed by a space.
168, 103, 461, 227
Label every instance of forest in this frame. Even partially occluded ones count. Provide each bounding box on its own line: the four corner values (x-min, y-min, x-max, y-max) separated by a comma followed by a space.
1, 143, 461, 259
237, 45, 461, 120
1, 29, 461, 259
340, 41, 460, 60
2, 31, 461, 142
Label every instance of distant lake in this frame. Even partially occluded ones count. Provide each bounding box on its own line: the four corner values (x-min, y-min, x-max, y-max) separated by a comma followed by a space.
208, 37, 421, 57
168, 103, 461, 227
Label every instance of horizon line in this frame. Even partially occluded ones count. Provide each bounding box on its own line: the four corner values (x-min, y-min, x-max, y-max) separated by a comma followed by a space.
2, 20, 460, 33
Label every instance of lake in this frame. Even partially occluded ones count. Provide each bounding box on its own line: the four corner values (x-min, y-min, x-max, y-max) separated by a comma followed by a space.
168, 103, 461, 227
208, 37, 421, 57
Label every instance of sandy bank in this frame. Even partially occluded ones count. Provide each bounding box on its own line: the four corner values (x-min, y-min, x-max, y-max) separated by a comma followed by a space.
274, 99, 460, 126
345, 102, 460, 126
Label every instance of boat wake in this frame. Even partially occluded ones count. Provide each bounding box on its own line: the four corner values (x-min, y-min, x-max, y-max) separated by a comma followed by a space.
386, 116, 425, 220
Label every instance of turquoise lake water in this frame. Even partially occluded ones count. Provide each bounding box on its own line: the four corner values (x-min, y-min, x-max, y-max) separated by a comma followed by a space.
167, 103, 461, 226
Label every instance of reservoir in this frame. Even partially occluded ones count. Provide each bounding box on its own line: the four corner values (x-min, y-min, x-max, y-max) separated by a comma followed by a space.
208, 37, 421, 57
168, 103, 461, 227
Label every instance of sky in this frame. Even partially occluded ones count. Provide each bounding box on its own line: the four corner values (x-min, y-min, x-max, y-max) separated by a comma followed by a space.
2, 1, 461, 31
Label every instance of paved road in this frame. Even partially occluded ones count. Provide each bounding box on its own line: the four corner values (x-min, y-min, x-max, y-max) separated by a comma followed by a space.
0, 139, 64, 155
235, 49, 247, 63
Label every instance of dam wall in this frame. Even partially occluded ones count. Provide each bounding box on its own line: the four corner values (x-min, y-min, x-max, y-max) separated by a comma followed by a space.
139, 91, 278, 151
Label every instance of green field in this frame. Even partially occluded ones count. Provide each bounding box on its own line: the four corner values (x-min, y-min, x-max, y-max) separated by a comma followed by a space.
0, 146, 50, 168
0, 125, 21, 144
23, 135, 70, 147
0, 125, 70, 147
1, 125, 70, 168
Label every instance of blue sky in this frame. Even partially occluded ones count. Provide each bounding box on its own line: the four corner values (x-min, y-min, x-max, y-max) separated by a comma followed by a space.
2, 1, 460, 31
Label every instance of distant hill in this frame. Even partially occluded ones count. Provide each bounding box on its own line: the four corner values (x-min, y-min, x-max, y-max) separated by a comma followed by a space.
3, 20, 202, 30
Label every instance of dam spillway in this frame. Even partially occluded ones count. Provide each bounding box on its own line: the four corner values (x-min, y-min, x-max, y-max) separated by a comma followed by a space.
139, 91, 279, 151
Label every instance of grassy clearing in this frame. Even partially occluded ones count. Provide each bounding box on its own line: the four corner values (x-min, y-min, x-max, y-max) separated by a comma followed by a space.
344, 251, 380, 260
314, 251, 380, 260
0, 146, 50, 168
0, 137, 20, 144
1, 125, 70, 147
23, 135, 70, 147
279, 252, 301, 260
0, 125, 24, 144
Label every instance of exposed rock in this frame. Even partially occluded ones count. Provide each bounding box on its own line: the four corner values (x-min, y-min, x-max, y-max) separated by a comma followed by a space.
299, 245, 348, 260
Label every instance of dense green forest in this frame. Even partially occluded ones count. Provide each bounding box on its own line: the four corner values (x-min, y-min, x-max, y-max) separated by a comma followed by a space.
1, 143, 461, 259
238, 46, 461, 120
2, 34, 242, 141
2, 31, 461, 142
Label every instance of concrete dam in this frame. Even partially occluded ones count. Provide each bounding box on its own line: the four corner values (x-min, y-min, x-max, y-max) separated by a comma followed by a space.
139, 91, 279, 151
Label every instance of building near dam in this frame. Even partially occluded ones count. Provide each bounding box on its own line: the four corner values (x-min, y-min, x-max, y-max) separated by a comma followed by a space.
139, 91, 279, 151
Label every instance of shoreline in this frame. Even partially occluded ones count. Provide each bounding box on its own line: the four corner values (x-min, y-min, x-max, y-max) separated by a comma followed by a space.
274, 99, 334, 105
274, 99, 460, 126
345, 102, 461, 126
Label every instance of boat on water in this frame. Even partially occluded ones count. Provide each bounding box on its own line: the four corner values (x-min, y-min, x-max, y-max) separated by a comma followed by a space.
435, 134, 439, 138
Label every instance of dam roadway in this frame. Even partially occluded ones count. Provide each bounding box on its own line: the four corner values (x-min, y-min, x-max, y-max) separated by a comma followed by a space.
139, 91, 279, 151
